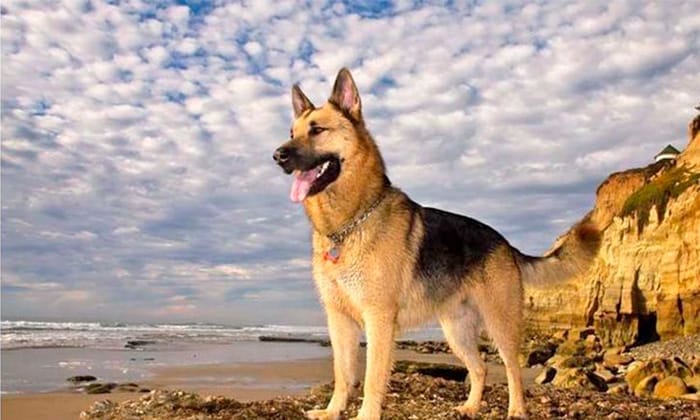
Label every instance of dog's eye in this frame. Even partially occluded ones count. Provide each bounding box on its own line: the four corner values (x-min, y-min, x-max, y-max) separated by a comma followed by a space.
309, 126, 326, 136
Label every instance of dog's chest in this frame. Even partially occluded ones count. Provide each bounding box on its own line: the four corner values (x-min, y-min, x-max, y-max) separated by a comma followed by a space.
313, 248, 372, 309
336, 264, 366, 294
318, 258, 364, 294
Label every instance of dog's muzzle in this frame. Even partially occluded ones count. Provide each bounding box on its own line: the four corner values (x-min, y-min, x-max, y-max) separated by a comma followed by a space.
272, 145, 342, 202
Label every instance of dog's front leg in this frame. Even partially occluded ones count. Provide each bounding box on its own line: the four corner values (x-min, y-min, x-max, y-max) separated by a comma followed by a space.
307, 308, 360, 420
352, 312, 395, 420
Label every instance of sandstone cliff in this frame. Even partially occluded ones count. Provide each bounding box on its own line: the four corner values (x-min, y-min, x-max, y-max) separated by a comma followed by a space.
525, 114, 700, 347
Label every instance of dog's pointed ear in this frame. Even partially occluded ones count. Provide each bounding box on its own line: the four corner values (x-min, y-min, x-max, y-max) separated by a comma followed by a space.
329, 68, 362, 120
292, 84, 314, 118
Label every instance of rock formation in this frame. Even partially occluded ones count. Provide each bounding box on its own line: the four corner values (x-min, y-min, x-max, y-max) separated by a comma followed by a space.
526, 113, 700, 347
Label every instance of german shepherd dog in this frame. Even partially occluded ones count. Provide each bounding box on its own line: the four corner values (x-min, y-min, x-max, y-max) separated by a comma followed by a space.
274, 68, 599, 419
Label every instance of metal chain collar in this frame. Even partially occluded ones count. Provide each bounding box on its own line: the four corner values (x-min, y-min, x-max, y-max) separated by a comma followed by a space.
327, 190, 388, 245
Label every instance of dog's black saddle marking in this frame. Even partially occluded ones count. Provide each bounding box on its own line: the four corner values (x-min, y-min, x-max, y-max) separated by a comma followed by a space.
414, 205, 508, 301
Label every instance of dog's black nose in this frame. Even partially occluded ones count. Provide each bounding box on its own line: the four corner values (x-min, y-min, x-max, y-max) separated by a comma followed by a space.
273, 147, 290, 164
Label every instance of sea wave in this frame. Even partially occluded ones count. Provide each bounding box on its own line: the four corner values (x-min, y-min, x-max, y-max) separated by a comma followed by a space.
1, 320, 328, 350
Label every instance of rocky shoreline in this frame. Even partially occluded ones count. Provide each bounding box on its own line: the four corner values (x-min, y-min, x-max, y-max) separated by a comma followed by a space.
81, 370, 699, 419
81, 330, 700, 419
524, 329, 700, 400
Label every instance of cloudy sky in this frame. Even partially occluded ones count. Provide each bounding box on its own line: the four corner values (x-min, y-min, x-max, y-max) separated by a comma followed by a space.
1, 0, 698, 325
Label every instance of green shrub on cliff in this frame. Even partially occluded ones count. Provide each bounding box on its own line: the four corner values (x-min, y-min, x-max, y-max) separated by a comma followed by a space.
621, 166, 700, 231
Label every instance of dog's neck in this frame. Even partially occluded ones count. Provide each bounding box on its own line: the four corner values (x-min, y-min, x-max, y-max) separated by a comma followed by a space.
303, 148, 388, 239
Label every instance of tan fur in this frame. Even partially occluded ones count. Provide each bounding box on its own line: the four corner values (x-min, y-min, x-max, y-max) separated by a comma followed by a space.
280, 69, 598, 420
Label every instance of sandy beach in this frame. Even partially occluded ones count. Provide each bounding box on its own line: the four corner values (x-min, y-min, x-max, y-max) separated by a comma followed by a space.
1, 349, 537, 420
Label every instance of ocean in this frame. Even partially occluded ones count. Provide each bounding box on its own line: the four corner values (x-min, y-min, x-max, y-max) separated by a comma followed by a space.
1, 320, 330, 350
0, 320, 443, 394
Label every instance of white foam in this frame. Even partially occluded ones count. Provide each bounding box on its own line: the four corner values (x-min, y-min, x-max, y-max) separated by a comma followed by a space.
1, 320, 328, 349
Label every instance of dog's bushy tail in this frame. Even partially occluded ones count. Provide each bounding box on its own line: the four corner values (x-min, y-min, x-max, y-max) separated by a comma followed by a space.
516, 218, 601, 285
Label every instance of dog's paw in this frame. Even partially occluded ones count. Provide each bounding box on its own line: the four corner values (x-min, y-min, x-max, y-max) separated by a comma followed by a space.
306, 409, 340, 420
506, 405, 527, 419
455, 402, 481, 417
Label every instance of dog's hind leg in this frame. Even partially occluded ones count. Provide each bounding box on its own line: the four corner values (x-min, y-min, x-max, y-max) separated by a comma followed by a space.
439, 301, 487, 417
307, 308, 361, 420
474, 274, 527, 418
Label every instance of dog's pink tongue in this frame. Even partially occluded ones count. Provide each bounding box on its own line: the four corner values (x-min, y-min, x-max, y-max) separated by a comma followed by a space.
290, 169, 318, 202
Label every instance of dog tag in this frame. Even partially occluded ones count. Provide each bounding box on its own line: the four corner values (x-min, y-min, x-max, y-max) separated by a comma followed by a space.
324, 246, 340, 263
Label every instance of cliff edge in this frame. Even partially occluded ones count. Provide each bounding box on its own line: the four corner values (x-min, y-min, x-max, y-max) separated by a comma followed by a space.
526, 113, 700, 347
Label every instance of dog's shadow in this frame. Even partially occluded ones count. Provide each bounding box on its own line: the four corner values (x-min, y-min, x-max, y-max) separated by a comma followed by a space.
392, 360, 468, 382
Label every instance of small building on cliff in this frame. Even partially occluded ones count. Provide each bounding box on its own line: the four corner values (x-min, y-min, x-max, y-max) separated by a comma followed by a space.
654, 144, 681, 163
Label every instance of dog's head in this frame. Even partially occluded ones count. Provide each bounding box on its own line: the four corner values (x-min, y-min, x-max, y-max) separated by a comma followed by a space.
274, 68, 371, 203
